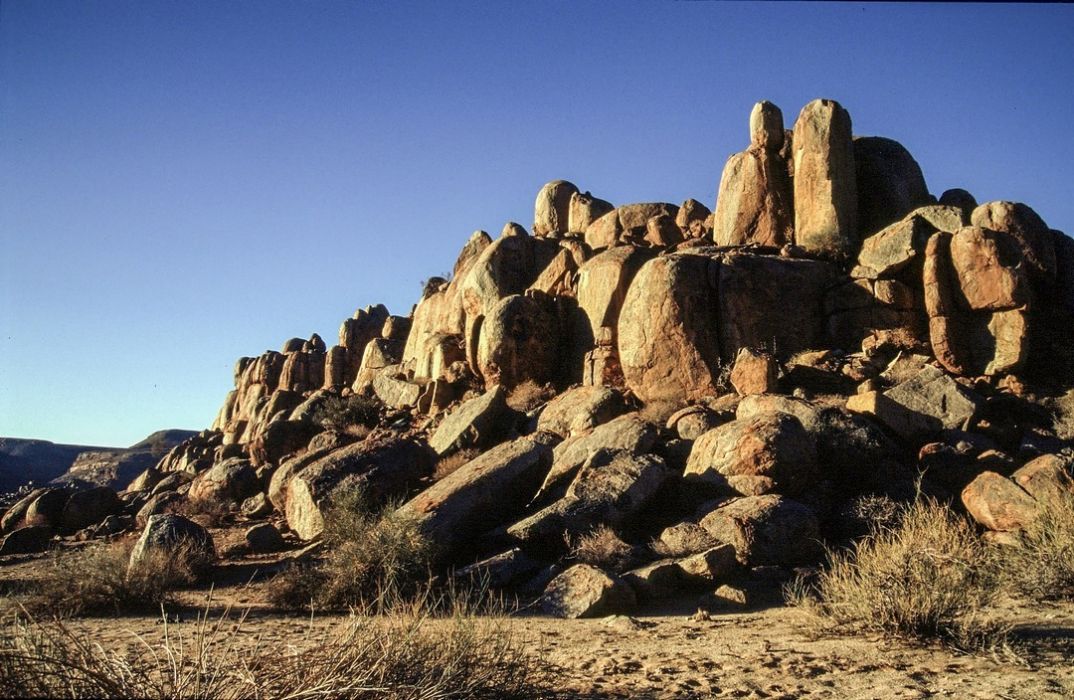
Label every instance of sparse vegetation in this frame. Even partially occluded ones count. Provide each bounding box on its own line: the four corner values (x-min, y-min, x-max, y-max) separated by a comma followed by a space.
0, 599, 553, 699
434, 448, 479, 481
569, 525, 635, 572
650, 529, 716, 559
506, 380, 556, 412
313, 394, 381, 432
788, 498, 1005, 650
993, 494, 1074, 601
13, 542, 204, 618
269, 489, 435, 611
171, 497, 232, 528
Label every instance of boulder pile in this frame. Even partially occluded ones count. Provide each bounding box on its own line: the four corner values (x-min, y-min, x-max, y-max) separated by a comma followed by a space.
5, 99, 1073, 617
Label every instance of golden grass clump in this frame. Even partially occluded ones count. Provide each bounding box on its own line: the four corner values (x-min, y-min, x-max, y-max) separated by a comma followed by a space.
433, 448, 480, 481
569, 525, 635, 572
994, 493, 1074, 601
505, 380, 556, 413
13, 541, 204, 618
788, 497, 1004, 650
0, 597, 553, 699
269, 489, 436, 611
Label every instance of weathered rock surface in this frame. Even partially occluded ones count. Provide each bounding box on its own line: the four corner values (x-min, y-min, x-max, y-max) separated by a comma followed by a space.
286, 437, 435, 540
429, 385, 511, 456
540, 564, 636, 618
188, 458, 259, 507
568, 191, 614, 233
245, 523, 286, 553
792, 99, 857, 260
717, 252, 837, 360
129, 514, 214, 573
684, 413, 817, 496
618, 253, 721, 403
970, 200, 1056, 285
714, 102, 793, 248
961, 471, 1038, 531
852, 215, 933, 280
1011, 454, 1074, 501
949, 226, 1028, 311
584, 203, 679, 250
59, 486, 121, 534
729, 348, 778, 396
248, 420, 323, 468
537, 413, 658, 501
698, 495, 822, 566
847, 365, 980, 442
398, 434, 556, 559
534, 180, 579, 237
508, 451, 670, 545
476, 294, 561, 389
536, 386, 627, 439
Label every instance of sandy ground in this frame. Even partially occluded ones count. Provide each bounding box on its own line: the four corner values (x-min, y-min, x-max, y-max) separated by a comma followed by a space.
2, 528, 1073, 699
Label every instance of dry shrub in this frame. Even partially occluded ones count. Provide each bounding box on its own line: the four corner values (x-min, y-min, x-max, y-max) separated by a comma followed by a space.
0, 598, 553, 699
506, 380, 555, 412
569, 525, 634, 572
788, 498, 1004, 650
994, 493, 1074, 601
344, 423, 372, 440
14, 541, 202, 618
171, 497, 231, 528
434, 448, 480, 481
314, 395, 381, 431
649, 529, 715, 559
269, 489, 435, 611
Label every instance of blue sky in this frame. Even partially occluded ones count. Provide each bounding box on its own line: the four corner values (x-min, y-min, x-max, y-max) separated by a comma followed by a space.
2, 2, 1073, 446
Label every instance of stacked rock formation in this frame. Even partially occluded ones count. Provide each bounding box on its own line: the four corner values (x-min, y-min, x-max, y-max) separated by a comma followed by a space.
9, 98, 1074, 618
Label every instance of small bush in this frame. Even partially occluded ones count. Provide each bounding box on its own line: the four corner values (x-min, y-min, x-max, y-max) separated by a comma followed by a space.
649, 528, 716, 559
269, 489, 435, 611
0, 599, 553, 699
15, 542, 202, 618
171, 497, 231, 528
994, 494, 1074, 601
434, 449, 479, 481
569, 525, 634, 572
506, 381, 555, 412
314, 395, 381, 431
788, 498, 1003, 649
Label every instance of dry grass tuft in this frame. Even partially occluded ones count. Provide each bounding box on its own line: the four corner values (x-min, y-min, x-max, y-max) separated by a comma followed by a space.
314, 395, 381, 431
269, 489, 435, 611
649, 528, 716, 559
12, 541, 203, 618
993, 493, 1074, 601
787, 497, 1005, 650
0, 597, 553, 699
171, 497, 232, 528
506, 380, 556, 412
569, 525, 634, 572
434, 448, 480, 481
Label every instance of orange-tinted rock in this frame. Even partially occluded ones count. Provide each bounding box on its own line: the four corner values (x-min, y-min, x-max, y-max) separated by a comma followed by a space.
684, 412, 817, 496
792, 99, 857, 260
961, 471, 1037, 531
618, 253, 722, 404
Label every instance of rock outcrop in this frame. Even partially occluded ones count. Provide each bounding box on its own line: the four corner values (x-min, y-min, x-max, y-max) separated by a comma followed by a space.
13, 97, 1074, 620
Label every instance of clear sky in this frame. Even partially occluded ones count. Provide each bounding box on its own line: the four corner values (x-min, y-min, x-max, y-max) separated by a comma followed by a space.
2, 2, 1073, 446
